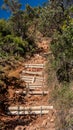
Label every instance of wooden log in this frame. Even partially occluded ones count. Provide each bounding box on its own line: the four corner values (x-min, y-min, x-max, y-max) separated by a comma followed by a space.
21, 76, 45, 83
29, 91, 48, 95
27, 85, 42, 89
21, 76, 44, 81
21, 78, 33, 81
24, 64, 45, 68
22, 78, 43, 83
22, 71, 43, 75
15, 90, 48, 95
20, 75, 34, 79
27, 82, 45, 86
25, 63, 44, 66
8, 105, 53, 115
21, 80, 44, 84
20, 75, 44, 79
15, 90, 26, 94
28, 87, 41, 90
9, 106, 53, 111
8, 110, 49, 115
21, 78, 33, 83
27, 86, 46, 90
21, 79, 44, 83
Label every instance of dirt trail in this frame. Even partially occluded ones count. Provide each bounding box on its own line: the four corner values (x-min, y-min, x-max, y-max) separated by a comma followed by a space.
1, 37, 56, 130
15, 37, 56, 130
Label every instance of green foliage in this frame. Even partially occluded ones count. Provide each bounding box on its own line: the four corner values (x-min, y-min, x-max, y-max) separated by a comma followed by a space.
43, 2, 73, 129
51, 84, 73, 130
38, 1, 66, 36
0, 33, 35, 56
40, 2, 73, 83
0, 4, 38, 58
52, 84, 73, 108
51, 23, 73, 82
0, 19, 11, 36
2, 0, 21, 13
0, 0, 39, 59
13, 37, 28, 55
